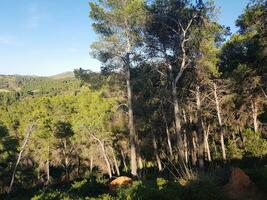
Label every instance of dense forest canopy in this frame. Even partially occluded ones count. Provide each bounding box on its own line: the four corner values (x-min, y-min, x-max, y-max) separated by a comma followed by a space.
0, 0, 266, 199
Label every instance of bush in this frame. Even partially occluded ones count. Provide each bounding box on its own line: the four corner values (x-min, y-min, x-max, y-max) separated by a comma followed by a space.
156, 178, 168, 189
31, 190, 71, 200
116, 181, 165, 200
69, 177, 108, 197
243, 129, 267, 157
227, 139, 244, 159
182, 174, 230, 200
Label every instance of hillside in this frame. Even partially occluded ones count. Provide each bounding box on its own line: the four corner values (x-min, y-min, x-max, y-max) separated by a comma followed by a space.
49, 71, 75, 79
0, 72, 79, 94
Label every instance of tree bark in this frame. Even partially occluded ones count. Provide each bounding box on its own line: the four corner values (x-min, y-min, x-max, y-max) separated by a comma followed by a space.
203, 124, 211, 162
213, 83, 226, 161
124, 17, 138, 177
169, 64, 184, 161
126, 54, 138, 176
251, 100, 258, 133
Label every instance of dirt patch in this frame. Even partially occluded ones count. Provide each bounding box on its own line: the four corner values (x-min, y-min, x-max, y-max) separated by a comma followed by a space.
224, 167, 264, 200
108, 176, 133, 190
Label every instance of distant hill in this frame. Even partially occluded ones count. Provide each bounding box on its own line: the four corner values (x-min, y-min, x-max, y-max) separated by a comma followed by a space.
0, 72, 78, 94
50, 71, 75, 79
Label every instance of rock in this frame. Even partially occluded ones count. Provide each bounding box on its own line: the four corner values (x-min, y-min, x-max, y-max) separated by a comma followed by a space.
108, 176, 133, 189
224, 167, 262, 200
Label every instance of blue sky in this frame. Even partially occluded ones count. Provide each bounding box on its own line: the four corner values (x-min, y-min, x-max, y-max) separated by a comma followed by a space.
0, 0, 249, 76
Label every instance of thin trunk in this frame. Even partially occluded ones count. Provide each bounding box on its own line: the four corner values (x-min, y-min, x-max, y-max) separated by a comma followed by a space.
192, 133, 197, 166
110, 159, 115, 175
203, 124, 211, 162
8, 124, 34, 194
213, 83, 226, 161
46, 159, 50, 184
102, 144, 112, 178
63, 139, 69, 181
152, 134, 163, 171
90, 134, 112, 178
182, 109, 188, 164
121, 149, 128, 172
110, 147, 120, 176
90, 156, 93, 173
213, 137, 218, 157
188, 109, 197, 166
137, 146, 143, 170
196, 86, 204, 171
46, 145, 50, 185
162, 106, 173, 157
251, 100, 258, 133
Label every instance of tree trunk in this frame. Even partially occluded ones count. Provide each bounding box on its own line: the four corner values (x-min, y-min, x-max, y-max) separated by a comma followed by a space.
90, 134, 112, 178
101, 143, 112, 178
121, 149, 128, 172
251, 100, 258, 133
90, 156, 93, 173
8, 124, 34, 194
203, 124, 211, 162
46, 144, 50, 185
110, 147, 120, 176
152, 134, 163, 171
196, 86, 204, 171
126, 54, 138, 176
63, 139, 69, 181
169, 64, 184, 162
182, 109, 189, 164
137, 146, 143, 170
110, 159, 115, 175
162, 106, 173, 157
46, 159, 50, 185
213, 83, 226, 161
188, 109, 197, 166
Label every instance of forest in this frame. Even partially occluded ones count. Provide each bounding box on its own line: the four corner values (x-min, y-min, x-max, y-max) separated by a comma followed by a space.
0, 0, 266, 199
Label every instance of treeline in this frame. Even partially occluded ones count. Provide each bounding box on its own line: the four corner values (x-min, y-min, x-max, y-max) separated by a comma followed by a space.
87, 0, 267, 175
0, 76, 81, 105
0, 0, 266, 196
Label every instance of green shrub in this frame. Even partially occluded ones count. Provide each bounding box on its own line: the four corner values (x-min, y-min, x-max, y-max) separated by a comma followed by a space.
156, 178, 168, 190
69, 177, 108, 197
243, 129, 267, 157
31, 190, 71, 200
227, 139, 244, 159
116, 181, 164, 200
